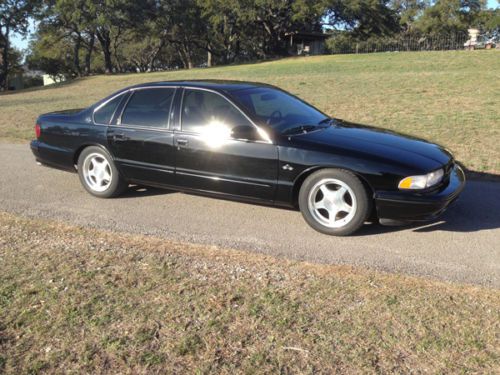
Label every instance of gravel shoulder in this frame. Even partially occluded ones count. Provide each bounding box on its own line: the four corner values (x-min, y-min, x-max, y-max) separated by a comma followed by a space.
1, 143, 499, 287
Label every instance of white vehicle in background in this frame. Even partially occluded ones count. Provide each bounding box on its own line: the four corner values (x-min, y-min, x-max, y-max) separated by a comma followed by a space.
464, 35, 497, 50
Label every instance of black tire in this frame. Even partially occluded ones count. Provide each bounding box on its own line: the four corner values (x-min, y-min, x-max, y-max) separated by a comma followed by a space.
77, 146, 127, 198
298, 168, 372, 236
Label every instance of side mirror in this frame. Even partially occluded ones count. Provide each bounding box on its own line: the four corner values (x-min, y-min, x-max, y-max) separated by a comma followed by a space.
231, 125, 260, 141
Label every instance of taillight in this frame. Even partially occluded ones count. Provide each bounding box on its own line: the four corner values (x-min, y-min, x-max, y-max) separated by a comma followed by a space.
35, 123, 41, 139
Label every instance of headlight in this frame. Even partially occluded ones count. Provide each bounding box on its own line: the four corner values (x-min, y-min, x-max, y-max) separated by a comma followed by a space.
398, 169, 444, 190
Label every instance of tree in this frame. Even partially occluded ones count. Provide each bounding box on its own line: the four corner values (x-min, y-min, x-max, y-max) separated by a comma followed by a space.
90, 0, 129, 73
323, 0, 400, 39
0, 0, 40, 90
197, 0, 245, 65
26, 24, 79, 78
475, 7, 500, 36
390, 0, 430, 33
414, 0, 486, 35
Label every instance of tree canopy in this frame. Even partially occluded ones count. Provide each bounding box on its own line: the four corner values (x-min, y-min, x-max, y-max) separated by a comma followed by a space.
0, 0, 497, 88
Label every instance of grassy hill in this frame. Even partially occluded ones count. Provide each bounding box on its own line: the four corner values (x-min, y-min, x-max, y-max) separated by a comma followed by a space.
1, 50, 498, 174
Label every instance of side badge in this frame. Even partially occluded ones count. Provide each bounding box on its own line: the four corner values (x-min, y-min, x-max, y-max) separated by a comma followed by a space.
282, 164, 294, 171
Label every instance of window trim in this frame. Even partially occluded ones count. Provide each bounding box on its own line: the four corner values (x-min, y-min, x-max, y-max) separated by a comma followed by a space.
179, 86, 273, 144
115, 86, 178, 130
92, 91, 128, 126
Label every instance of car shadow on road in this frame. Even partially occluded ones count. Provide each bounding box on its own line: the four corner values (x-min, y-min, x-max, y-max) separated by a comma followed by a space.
358, 178, 500, 236
114, 175, 500, 236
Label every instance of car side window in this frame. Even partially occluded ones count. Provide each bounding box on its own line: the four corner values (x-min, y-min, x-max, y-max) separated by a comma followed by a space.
181, 89, 252, 134
121, 88, 175, 128
249, 90, 311, 123
94, 93, 125, 125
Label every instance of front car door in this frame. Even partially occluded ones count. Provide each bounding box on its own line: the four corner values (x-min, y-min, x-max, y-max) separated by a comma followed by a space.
105, 86, 179, 187
173, 88, 278, 202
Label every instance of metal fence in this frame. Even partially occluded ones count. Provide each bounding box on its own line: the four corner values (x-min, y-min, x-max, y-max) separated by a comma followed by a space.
326, 33, 471, 55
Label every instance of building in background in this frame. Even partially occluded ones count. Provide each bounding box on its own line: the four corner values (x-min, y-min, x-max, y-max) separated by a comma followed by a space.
285, 31, 329, 56
5, 66, 44, 91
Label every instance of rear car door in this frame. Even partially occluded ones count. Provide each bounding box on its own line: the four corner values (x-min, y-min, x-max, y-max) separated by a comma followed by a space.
173, 88, 278, 201
105, 87, 178, 187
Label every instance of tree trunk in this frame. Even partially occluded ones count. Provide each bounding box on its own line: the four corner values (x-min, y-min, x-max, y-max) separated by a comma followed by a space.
207, 49, 212, 67
148, 40, 165, 72
103, 47, 113, 73
96, 29, 113, 74
84, 33, 95, 76
0, 26, 10, 91
73, 36, 82, 76
181, 44, 193, 69
177, 49, 188, 69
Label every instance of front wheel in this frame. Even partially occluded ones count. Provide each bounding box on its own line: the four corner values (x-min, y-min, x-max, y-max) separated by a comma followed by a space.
77, 146, 127, 198
298, 169, 372, 236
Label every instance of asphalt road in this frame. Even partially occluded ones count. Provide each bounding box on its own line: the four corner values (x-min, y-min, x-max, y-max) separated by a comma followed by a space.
1, 143, 499, 287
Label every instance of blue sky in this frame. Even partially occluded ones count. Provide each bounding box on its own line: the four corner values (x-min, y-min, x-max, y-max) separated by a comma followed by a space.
10, 0, 500, 51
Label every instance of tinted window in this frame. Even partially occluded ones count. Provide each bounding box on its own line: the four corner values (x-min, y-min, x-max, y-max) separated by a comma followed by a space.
229, 87, 326, 134
181, 89, 251, 133
94, 94, 124, 124
121, 88, 175, 128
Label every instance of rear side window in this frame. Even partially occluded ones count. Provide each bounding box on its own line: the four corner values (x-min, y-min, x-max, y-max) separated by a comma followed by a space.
121, 88, 175, 128
94, 94, 124, 125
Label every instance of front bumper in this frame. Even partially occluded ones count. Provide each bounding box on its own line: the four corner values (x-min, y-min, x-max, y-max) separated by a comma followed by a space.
375, 164, 466, 222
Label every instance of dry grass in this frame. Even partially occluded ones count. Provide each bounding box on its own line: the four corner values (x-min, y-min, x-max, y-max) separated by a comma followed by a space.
0, 211, 499, 374
0, 50, 499, 173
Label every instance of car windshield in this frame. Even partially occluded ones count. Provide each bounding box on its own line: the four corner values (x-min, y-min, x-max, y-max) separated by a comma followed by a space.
228, 87, 329, 134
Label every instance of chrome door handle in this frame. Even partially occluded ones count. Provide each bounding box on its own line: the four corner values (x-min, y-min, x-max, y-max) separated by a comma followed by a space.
113, 133, 128, 141
176, 138, 189, 147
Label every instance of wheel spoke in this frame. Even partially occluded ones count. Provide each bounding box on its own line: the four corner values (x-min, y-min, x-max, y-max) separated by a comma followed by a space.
339, 202, 352, 214
94, 175, 103, 186
328, 207, 340, 224
102, 170, 111, 183
319, 185, 331, 198
314, 198, 327, 210
334, 186, 347, 200
94, 159, 105, 172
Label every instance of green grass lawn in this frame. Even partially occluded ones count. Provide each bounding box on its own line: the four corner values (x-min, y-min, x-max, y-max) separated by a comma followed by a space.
0, 50, 499, 174
1, 212, 499, 374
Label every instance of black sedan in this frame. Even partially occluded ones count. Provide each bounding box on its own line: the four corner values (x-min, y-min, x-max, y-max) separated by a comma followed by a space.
31, 80, 465, 236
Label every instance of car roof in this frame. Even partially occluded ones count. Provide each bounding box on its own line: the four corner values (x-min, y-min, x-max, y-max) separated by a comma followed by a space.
129, 80, 275, 92
93, 80, 279, 110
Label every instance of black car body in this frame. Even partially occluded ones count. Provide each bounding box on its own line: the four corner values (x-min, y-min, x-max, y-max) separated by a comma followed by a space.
31, 80, 465, 235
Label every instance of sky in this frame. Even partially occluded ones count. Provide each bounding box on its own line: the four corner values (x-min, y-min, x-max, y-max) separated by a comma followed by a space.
10, 0, 500, 51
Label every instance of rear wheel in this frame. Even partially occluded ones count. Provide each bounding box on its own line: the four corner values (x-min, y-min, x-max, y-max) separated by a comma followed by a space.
77, 146, 127, 198
298, 169, 371, 236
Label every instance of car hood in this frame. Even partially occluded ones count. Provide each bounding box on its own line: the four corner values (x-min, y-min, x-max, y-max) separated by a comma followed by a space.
287, 120, 452, 173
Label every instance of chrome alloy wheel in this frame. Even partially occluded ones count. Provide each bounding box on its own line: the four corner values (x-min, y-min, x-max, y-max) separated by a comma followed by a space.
307, 178, 357, 228
82, 153, 113, 192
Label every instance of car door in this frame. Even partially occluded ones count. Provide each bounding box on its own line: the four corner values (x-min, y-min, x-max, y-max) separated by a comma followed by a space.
106, 87, 178, 187
173, 88, 278, 201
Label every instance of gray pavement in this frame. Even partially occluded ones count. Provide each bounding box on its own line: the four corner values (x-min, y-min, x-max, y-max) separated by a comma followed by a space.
1, 143, 499, 287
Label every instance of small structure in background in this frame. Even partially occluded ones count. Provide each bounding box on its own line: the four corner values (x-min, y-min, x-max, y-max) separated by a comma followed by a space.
285, 31, 329, 56
7, 66, 44, 91
43, 74, 67, 86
